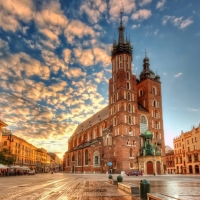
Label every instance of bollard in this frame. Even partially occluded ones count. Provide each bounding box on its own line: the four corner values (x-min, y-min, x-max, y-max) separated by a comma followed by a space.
117, 175, 123, 182
140, 179, 150, 200
108, 174, 113, 179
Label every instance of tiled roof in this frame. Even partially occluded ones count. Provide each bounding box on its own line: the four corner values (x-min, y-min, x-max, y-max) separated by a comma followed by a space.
68, 137, 102, 152
72, 106, 109, 136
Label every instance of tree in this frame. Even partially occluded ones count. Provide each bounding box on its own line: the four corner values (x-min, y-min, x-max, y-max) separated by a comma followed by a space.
0, 148, 15, 165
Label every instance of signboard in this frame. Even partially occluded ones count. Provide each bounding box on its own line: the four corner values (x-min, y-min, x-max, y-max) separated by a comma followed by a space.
107, 162, 112, 166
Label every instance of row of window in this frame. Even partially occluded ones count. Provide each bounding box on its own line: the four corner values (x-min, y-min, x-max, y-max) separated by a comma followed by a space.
113, 115, 136, 126
112, 71, 131, 82
152, 120, 161, 129
175, 154, 199, 163
139, 86, 159, 97
111, 103, 135, 115
111, 91, 134, 103
174, 137, 198, 149
112, 55, 131, 72
66, 150, 100, 167
152, 110, 160, 118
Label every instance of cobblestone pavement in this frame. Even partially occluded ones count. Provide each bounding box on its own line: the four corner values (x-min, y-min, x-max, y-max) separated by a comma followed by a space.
0, 173, 200, 199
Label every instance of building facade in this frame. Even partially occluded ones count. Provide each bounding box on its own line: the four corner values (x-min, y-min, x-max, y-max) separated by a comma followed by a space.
63, 12, 165, 174
174, 125, 200, 174
2, 130, 37, 170
0, 119, 7, 149
165, 145, 175, 174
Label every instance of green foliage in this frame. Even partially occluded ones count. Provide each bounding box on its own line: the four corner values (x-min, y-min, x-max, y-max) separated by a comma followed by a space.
0, 148, 15, 165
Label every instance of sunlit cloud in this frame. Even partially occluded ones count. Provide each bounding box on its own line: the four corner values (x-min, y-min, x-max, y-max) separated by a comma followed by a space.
162, 16, 193, 29
156, 0, 166, 10
132, 24, 141, 29
80, 0, 107, 24
138, 0, 152, 7
131, 9, 152, 21
109, 0, 136, 22
174, 72, 182, 78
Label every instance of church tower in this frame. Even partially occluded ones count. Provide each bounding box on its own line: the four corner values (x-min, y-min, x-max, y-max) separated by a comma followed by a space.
104, 11, 140, 173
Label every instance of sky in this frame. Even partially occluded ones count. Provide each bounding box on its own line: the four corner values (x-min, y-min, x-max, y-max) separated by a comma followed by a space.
0, 0, 200, 159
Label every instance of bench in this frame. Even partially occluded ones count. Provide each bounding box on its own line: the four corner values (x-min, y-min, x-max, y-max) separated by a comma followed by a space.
108, 179, 118, 185
118, 182, 139, 195
147, 193, 179, 200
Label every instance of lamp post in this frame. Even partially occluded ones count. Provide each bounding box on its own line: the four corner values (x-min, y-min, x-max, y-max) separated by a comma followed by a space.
7, 133, 14, 166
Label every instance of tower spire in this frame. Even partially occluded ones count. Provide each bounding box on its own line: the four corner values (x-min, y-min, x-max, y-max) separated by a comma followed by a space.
145, 49, 147, 58
118, 9, 124, 44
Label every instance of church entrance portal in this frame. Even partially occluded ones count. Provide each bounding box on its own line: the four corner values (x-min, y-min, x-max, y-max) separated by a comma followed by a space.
156, 161, 161, 174
147, 161, 153, 174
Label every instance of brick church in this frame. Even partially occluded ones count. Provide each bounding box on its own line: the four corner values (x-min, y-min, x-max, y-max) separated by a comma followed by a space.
63, 12, 165, 175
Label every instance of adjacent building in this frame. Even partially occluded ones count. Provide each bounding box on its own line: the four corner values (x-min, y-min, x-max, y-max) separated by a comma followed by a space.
165, 145, 175, 174
63, 12, 165, 174
174, 124, 200, 174
2, 129, 37, 169
0, 119, 7, 149
48, 152, 63, 172
1, 129, 62, 171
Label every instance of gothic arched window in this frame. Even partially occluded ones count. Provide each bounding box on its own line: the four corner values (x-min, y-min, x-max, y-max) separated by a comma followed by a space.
78, 151, 81, 166
128, 104, 131, 112
113, 94, 116, 103
152, 86, 157, 95
67, 154, 69, 166
85, 149, 88, 165
127, 82, 130, 89
127, 92, 130, 100
130, 148, 133, 157
153, 100, 157, 108
139, 89, 143, 97
140, 115, 148, 134
127, 72, 130, 80
128, 116, 132, 124
72, 153, 75, 162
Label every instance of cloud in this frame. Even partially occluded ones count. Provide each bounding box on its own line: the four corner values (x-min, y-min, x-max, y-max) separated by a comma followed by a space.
93, 47, 110, 67
138, 0, 152, 7
132, 24, 141, 29
34, 0, 68, 32
180, 19, 193, 29
0, 0, 34, 32
131, 9, 152, 21
162, 16, 193, 29
80, 0, 107, 24
109, 0, 136, 22
63, 49, 71, 64
187, 108, 199, 112
156, 0, 166, 10
64, 20, 95, 45
79, 49, 94, 67
39, 29, 59, 43
154, 29, 159, 35
0, 39, 9, 54
174, 72, 182, 78
65, 68, 86, 78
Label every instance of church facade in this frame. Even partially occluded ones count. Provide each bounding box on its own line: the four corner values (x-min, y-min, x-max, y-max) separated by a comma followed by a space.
63, 13, 165, 175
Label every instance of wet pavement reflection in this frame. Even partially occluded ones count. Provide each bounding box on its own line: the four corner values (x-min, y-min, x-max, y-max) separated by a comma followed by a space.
0, 173, 200, 199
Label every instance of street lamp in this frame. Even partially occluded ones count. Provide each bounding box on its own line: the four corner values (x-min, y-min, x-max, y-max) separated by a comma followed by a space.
7, 133, 14, 166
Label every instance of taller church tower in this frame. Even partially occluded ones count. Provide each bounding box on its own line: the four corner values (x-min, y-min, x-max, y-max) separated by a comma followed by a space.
103, 11, 165, 174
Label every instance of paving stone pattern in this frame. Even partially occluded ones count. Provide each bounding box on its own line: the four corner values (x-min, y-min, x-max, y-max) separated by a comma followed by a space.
0, 174, 200, 199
